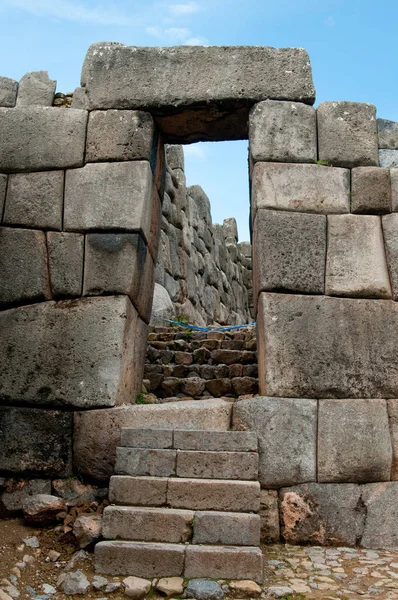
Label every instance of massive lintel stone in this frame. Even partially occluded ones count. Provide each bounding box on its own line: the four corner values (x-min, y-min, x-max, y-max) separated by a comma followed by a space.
0, 296, 139, 409
257, 292, 398, 398
0, 107, 87, 172
81, 44, 315, 143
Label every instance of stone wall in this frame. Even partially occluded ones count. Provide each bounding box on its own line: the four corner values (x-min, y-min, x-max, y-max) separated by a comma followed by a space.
154, 144, 253, 327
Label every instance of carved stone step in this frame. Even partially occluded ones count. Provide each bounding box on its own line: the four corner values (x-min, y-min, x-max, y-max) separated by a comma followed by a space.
192, 511, 260, 546
185, 544, 263, 583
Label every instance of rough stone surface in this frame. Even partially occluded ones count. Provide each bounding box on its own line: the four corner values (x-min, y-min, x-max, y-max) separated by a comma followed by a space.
64, 162, 153, 241
383, 213, 398, 301
361, 482, 398, 548
229, 581, 262, 596
387, 399, 398, 480
252, 162, 350, 216
86, 110, 155, 162
184, 579, 223, 600
253, 209, 326, 298
279, 483, 364, 546
58, 570, 90, 595
379, 149, 398, 168
390, 169, 398, 211
167, 478, 260, 512
0, 479, 51, 515
0, 406, 72, 476
257, 292, 398, 398
0, 173, 6, 216
325, 215, 391, 298
4, 170, 64, 230
173, 430, 257, 452
82, 44, 315, 142
156, 577, 184, 597
0, 107, 87, 172
95, 541, 185, 577
165, 145, 185, 171
23, 494, 66, 523
185, 545, 263, 583
150, 284, 174, 326
176, 450, 258, 480
378, 118, 398, 149
120, 428, 174, 449
109, 476, 168, 506
317, 101, 379, 167
116, 447, 176, 477
74, 399, 232, 480
249, 100, 316, 163
351, 167, 392, 213
47, 232, 84, 298
102, 506, 194, 543
17, 71, 56, 106
123, 576, 151, 599
192, 511, 260, 546
0, 296, 138, 408
0, 227, 51, 307
0, 76, 18, 107
73, 514, 102, 548
318, 399, 392, 483
233, 396, 316, 488
259, 490, 280, 542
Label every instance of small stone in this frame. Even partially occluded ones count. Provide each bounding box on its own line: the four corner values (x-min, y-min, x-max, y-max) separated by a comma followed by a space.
24, 587, 36, 597
23, 537, 40, 549
2, 586, 19, 599
23, 555, 34, 565
92, 576, 108, 591
0, 592, 13, 600
228, 580, 262, 596
42, 585, 56, 595
58, 571, 90, 595
73, 514, 102, 548
63, 550, 89, 572
156, 577, 185, 597
23, 495, 66, 524
47, 551, 61, 562
9, 576, 18, 587
266, 587, 294, 599
105, 582, 121, 593
123, 576, 151, 599
184, 579, 224, 600
10, 569, 20, 579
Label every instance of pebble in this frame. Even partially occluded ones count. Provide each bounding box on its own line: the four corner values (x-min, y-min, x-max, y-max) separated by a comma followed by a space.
23, 537, 39, 549
184, 579, 224, 600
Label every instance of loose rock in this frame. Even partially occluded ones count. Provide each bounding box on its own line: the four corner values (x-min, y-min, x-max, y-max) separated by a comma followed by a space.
123, 577, 151, 599
156, 577, 185, 597
23, 495, 66, 524
184, 579, 224, 600
57, 571, 90, 595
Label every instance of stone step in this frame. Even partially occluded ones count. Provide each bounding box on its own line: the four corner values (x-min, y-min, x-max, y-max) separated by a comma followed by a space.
192, 511, 261, 546
95, 541, 263, 582
102, 505, 194, 543
109, 476, 260, 512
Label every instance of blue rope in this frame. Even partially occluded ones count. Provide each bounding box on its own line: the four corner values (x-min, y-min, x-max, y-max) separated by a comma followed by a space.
151, 313, 256, 332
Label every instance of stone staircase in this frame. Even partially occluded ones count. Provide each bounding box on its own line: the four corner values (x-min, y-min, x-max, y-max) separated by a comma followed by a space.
95, 428, 263, 583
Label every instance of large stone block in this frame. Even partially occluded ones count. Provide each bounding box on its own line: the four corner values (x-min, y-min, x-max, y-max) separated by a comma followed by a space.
0, 76, 18, 107
184, 545, 263, 583
253, 209, 326, 299
115, 448, 176, 477
64, 162, 153, 242
4, 171, 64, 230
387, 400, 398, 480
86, 110, 155, 162
82, 44, 315, 143
95, 541, 185, 577
257, 292, 398, 398
0, 406, 72, 477
318, 399, 392, 483
317, 101, 379, 168
379, 149, 398, 168
378, 118, 398, 149
73, 399, 232, 481
165, 145, 184, 171
0, 296, 138, 409
259, 490, 280, 542
167, 478, 260, 512
392, 169, 398, 211
233, 396, 317, 488
193, 511, 260, 546
176, 450, 258, 480
325, 215, 391, 298
173, 430, 257, 452
120, 428, 173, 449
47, 232, 84, 298
0, 227, 51, 308
361, 482, 398, 548
251, 162, 350, 217
0, 173, 7, 219
351, 167, 392, 214
249, 100, 316, 163
109, 476, 168, 506
279, 483, 364, 546
0, 107, 87, 172
382, 214, 398, 301
17, 71, 56, 107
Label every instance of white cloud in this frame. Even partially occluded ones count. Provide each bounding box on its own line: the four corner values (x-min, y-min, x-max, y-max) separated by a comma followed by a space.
5, 0, 140, 25
146, 23, 206, 45
167, 1, 199, 16
184, 35, 207, 45
325, 15, 336, 27
165, 26, 191, 40
184, 144, 207, 159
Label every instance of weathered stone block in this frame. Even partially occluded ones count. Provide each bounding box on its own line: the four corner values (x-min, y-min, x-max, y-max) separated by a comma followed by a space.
64, 162, 153, 240
86, 110, 155, 162
249, 100, 316, 163
318, 399, 392, 483
82, 44, 315, 143
4, 171, 64, 230
167, 478, 260, 512
260, 490, 280, 542
279, 483, 364, 546
0, 173, 7, 219
120, 428, 173, 449
176, 450, 258, 480
0, 107, 87, 172
192, 511, 260, 546
17, 71, 56, 106
379, 149, 398, 168
392, 169, 398, 211
233, 396, 316, 488
95, 541, 185, 577
0, 227, 51, 307
0, 76, 18, 107
378, 118, 398, 149
116, 448, 176, 477
351, 167, 392, 214
173, 430, 257, 452
165, 145, 184, 171
325, 215, 391, 298
47, 232, 84, 298
251, 162, 350, 216
253, 209, 326, 299
0, 296, 138, 408
317, 101, 379, 167
387, 400, 398, 480
102, 506, 194, 543
257, 292, 398, 398
184, 546, 263, 583
73, 399, 232, 480
361, 482, 398, 548
0, 406, 72, 477
381, 214, 398, 301
109, 475, 168, 506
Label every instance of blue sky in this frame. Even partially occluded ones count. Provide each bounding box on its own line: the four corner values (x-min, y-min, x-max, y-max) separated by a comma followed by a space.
0, 0, 397, 241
